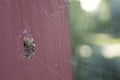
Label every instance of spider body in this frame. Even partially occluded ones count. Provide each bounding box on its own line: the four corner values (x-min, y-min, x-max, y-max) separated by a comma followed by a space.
23, 36, 36, 59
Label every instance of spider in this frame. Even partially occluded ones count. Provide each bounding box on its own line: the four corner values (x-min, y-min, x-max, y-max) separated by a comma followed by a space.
23, 36, 36, 59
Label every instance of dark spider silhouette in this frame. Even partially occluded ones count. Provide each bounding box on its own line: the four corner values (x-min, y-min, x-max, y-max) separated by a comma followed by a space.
23, 36, 36, 59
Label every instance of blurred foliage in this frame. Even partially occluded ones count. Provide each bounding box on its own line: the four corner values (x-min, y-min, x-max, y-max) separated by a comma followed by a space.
68, 0, 120, 80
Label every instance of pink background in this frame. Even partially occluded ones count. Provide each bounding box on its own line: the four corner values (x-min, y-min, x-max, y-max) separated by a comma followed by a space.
0, 0, 73, 80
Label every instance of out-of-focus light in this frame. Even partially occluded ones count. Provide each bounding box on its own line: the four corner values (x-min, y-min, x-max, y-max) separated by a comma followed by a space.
79, 45, 92, 58
102, 44, 120, 59
93, 33, 112, 46
98, 2, 111, 21
79, 0, 101, 12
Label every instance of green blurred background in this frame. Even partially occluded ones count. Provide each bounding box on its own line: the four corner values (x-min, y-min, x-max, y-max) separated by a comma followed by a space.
68, 0, 120, 80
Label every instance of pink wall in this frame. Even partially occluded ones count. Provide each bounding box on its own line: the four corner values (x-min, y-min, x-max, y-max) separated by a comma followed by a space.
0, 0, 73, 80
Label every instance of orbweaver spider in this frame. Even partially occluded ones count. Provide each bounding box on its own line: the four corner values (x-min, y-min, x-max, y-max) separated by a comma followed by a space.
23, 36, 36, 59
